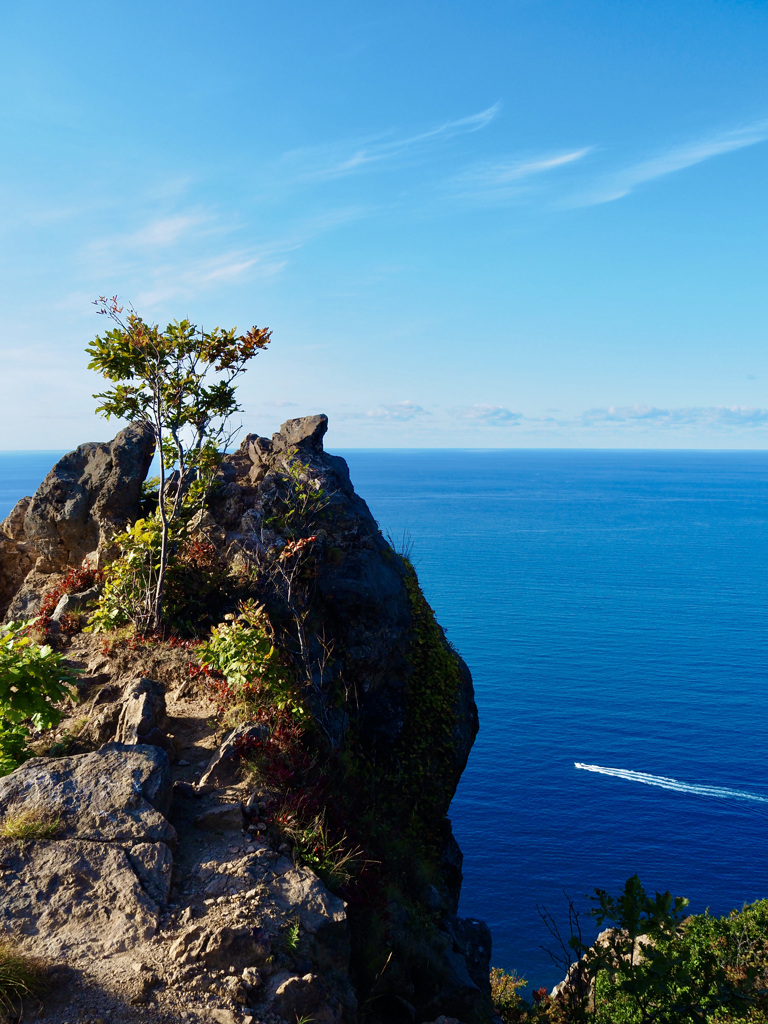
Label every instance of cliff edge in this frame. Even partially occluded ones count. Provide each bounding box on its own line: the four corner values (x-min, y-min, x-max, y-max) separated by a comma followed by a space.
0, 416, 491, 1024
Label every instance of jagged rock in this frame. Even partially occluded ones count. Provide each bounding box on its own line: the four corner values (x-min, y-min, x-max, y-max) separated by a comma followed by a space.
23, 421, 155, 572
203, 415, 486, 1021
3, 567, 60, 621
198, 721, 270, 787
0, 497, 37, 616
271, 412, 328, 453
272, 866, 347, 939
114, 676, 169, 748
0, 422, 154, 620
208, 1010, 238, 1024
168, 923, 265, 969
0, 743, 175, 843
127, 840, 174, 904
78, 701, 122, 746
50, 583, 102, 621
241, 966, 262, 991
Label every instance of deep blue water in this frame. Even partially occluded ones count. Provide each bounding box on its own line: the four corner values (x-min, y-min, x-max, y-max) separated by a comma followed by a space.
2, 448, 767, 990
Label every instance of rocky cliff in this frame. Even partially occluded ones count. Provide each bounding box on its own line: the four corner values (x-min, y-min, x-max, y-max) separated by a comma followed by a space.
0, 416, 491, 1024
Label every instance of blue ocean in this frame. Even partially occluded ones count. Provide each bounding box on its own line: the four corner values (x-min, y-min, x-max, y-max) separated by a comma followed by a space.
2, 448, 766, 990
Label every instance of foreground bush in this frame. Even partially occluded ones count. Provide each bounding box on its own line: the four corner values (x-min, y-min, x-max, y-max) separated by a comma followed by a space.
0, 622, 77, 775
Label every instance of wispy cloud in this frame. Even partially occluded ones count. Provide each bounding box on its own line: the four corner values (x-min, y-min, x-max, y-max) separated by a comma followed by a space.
572, 121, 768, 206
116, 214, 211, 249
447, 148, 592, 202
280, 103, 500, 183
580, 404, 768, 428
455, 404, 522, 425
78, 204, 368, 307
131, 251, 285, 308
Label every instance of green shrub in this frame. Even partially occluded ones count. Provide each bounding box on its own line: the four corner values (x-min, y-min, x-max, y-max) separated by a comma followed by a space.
520, 883, 768, 1023
88, 514, 227, 637
265, 456, 330, 537
198, 600, 301, 723
491, 966, 528, 1022
0, 622, 77, 775
87, 516, 163, 634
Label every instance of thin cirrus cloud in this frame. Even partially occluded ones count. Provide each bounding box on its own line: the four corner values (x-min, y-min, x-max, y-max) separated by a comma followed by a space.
280, 103, 501, 183
570, 120, 768, 206
580, 405, 768, 428
455, 404, 522, 425
446, 148, 592, 202
80, 205, 368, 307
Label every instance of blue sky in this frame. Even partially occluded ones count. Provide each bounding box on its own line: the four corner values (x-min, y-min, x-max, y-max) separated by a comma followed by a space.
0, 0, 765, 449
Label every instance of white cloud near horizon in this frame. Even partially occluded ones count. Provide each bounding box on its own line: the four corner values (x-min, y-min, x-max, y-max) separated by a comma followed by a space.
351, 401, 430, 422
571, 120, 768, 206
580, 404, 768, 428
455, 404, 522, 425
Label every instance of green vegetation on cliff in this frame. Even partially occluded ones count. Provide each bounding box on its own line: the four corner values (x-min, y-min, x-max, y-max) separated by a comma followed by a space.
492, 879, 768, 1024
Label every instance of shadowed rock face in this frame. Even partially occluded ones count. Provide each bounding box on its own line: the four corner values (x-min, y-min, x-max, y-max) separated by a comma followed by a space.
209, 414, 479, 820
207, 415, 489, 1022
0, 421, 155, 619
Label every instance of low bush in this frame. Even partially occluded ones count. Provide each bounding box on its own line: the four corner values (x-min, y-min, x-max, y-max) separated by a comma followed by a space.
496, 883, 768, 1024
88, 515, 229, 637
490, 967, 528, 1022
198, 600, 301, 724
0, 622, 78, 775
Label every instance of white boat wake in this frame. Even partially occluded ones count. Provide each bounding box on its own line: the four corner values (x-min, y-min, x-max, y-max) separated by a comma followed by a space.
574, 763, 768, 804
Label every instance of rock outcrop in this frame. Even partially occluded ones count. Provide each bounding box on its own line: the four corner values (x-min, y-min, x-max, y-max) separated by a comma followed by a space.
0, 744, 175, 960
0, 421, 154, 620
0, 415, 491, 1024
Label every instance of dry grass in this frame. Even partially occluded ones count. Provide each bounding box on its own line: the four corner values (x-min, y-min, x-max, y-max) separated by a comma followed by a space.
0, 937, 48, 1020
0, 804, 61, 841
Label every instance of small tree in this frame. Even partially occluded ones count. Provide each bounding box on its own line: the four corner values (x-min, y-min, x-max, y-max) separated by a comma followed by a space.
86, 296, 271, 631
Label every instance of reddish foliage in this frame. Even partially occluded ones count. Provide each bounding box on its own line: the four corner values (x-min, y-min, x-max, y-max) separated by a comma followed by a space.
33, 562, 104, 641
279, 535, 318, 561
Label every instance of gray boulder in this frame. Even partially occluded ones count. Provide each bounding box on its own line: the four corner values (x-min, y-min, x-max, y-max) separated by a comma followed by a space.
0, 838, 165, 957
0, 743, 175, 843
198, 721, 269, 787
0, 422, 154, 620
23, 420, 155, 572
114, 676, 169, 749
0, 743, 175, 963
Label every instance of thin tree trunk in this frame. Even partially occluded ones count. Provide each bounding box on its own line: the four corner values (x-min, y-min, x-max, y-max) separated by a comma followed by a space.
153, 392, 168, 633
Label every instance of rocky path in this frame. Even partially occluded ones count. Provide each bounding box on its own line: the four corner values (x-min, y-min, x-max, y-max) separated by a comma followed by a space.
0, 635, 354, 1024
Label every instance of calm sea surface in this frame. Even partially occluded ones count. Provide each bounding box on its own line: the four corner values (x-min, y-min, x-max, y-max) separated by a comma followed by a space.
2, 448, 767, 989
